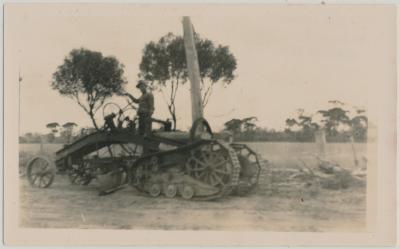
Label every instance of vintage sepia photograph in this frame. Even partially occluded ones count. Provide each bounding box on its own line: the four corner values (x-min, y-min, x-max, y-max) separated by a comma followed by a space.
4, 3, 397, 246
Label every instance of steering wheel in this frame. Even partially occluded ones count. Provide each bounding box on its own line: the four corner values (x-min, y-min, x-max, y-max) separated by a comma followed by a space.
102, 102, 137, 129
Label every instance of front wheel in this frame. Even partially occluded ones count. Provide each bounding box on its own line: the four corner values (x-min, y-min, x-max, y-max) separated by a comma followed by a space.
26, 156, 55, 188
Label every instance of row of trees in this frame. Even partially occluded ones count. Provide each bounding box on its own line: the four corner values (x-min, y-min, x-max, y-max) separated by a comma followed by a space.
20, 122, 77, 143
52, 33, 236, 131
223, 103, 368, 143
45, 122, 78, 142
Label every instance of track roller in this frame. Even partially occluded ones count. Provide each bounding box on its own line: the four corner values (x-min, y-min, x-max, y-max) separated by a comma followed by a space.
180, 185, 195, 200
149, 183, 162, 197
164, 184, 178, 198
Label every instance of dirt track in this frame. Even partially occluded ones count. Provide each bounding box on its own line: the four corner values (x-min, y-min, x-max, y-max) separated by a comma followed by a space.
19, 142, 367, 231
19, 173, 366, 231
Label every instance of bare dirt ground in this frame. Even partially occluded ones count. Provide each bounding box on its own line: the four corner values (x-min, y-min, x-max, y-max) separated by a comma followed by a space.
19, 142, 366, 232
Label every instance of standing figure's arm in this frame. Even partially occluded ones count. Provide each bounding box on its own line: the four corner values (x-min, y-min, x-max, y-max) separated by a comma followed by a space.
124, 93, 139, 103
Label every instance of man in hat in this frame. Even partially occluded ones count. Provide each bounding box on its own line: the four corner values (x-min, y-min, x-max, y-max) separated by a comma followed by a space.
124, 80, 154, 136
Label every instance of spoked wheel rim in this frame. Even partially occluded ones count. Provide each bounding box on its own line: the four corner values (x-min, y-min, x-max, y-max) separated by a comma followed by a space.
102, 103, 125, 120
68, 163, 92, 185
27, 156, 55, 188
68, 170, 92, 185
186, 143, 232, 188
102, 102, 136, 128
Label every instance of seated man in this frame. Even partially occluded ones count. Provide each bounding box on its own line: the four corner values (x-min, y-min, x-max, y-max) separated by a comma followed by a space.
103, 113, 117, 132
103, 110, 125, 132
123, 80, 154, 136
126, 117, 137, 131
164, 119, 172, 132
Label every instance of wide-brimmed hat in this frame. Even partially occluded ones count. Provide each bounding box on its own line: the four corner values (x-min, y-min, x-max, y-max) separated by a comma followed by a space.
136, 80, 147, 88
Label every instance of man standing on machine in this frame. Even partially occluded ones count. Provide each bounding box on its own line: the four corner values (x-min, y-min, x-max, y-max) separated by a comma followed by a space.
124, 80, 154, 136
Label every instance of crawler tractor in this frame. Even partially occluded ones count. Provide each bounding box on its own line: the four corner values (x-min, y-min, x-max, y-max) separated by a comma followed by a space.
26, 108, 262, 200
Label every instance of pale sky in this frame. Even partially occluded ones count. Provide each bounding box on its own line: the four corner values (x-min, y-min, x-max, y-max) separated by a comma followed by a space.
5, 4, 396, 134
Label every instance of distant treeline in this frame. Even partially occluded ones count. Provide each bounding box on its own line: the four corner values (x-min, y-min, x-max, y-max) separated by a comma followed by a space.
230, 129, 366, 143
19, 127, 367, 144
19, 126, 95, 144
222, 104, 368, 143
19, 133, 80, 144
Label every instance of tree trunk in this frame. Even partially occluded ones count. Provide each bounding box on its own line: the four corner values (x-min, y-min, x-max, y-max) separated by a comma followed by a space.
172, 112, 177, 131
167, 104, 177, 131
89, 111, 99, 130
88, 110, 113, 156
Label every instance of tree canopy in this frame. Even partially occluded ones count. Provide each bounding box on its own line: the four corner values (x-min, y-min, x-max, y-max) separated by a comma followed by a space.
224, 117, 257, 134
61, 122, 78, 143
46, 122, 59, 133
52, 48, 127, 129
139, 33, 237, 129
318, 107, 350, 136
46, 122, 59, 129
62, 122, 78, 129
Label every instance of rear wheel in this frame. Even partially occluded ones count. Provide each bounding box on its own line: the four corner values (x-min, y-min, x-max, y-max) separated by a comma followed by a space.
68, 169, 92, 185
67, 162, 92, 185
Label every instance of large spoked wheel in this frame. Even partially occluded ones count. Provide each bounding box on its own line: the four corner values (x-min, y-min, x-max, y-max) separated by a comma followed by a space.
102, 102, 136, 129
68, 167, 92, 185
26, 156, 55, 188
185, 142, 232, 188
190, 118, 213, 141
103, 102, 125, 120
